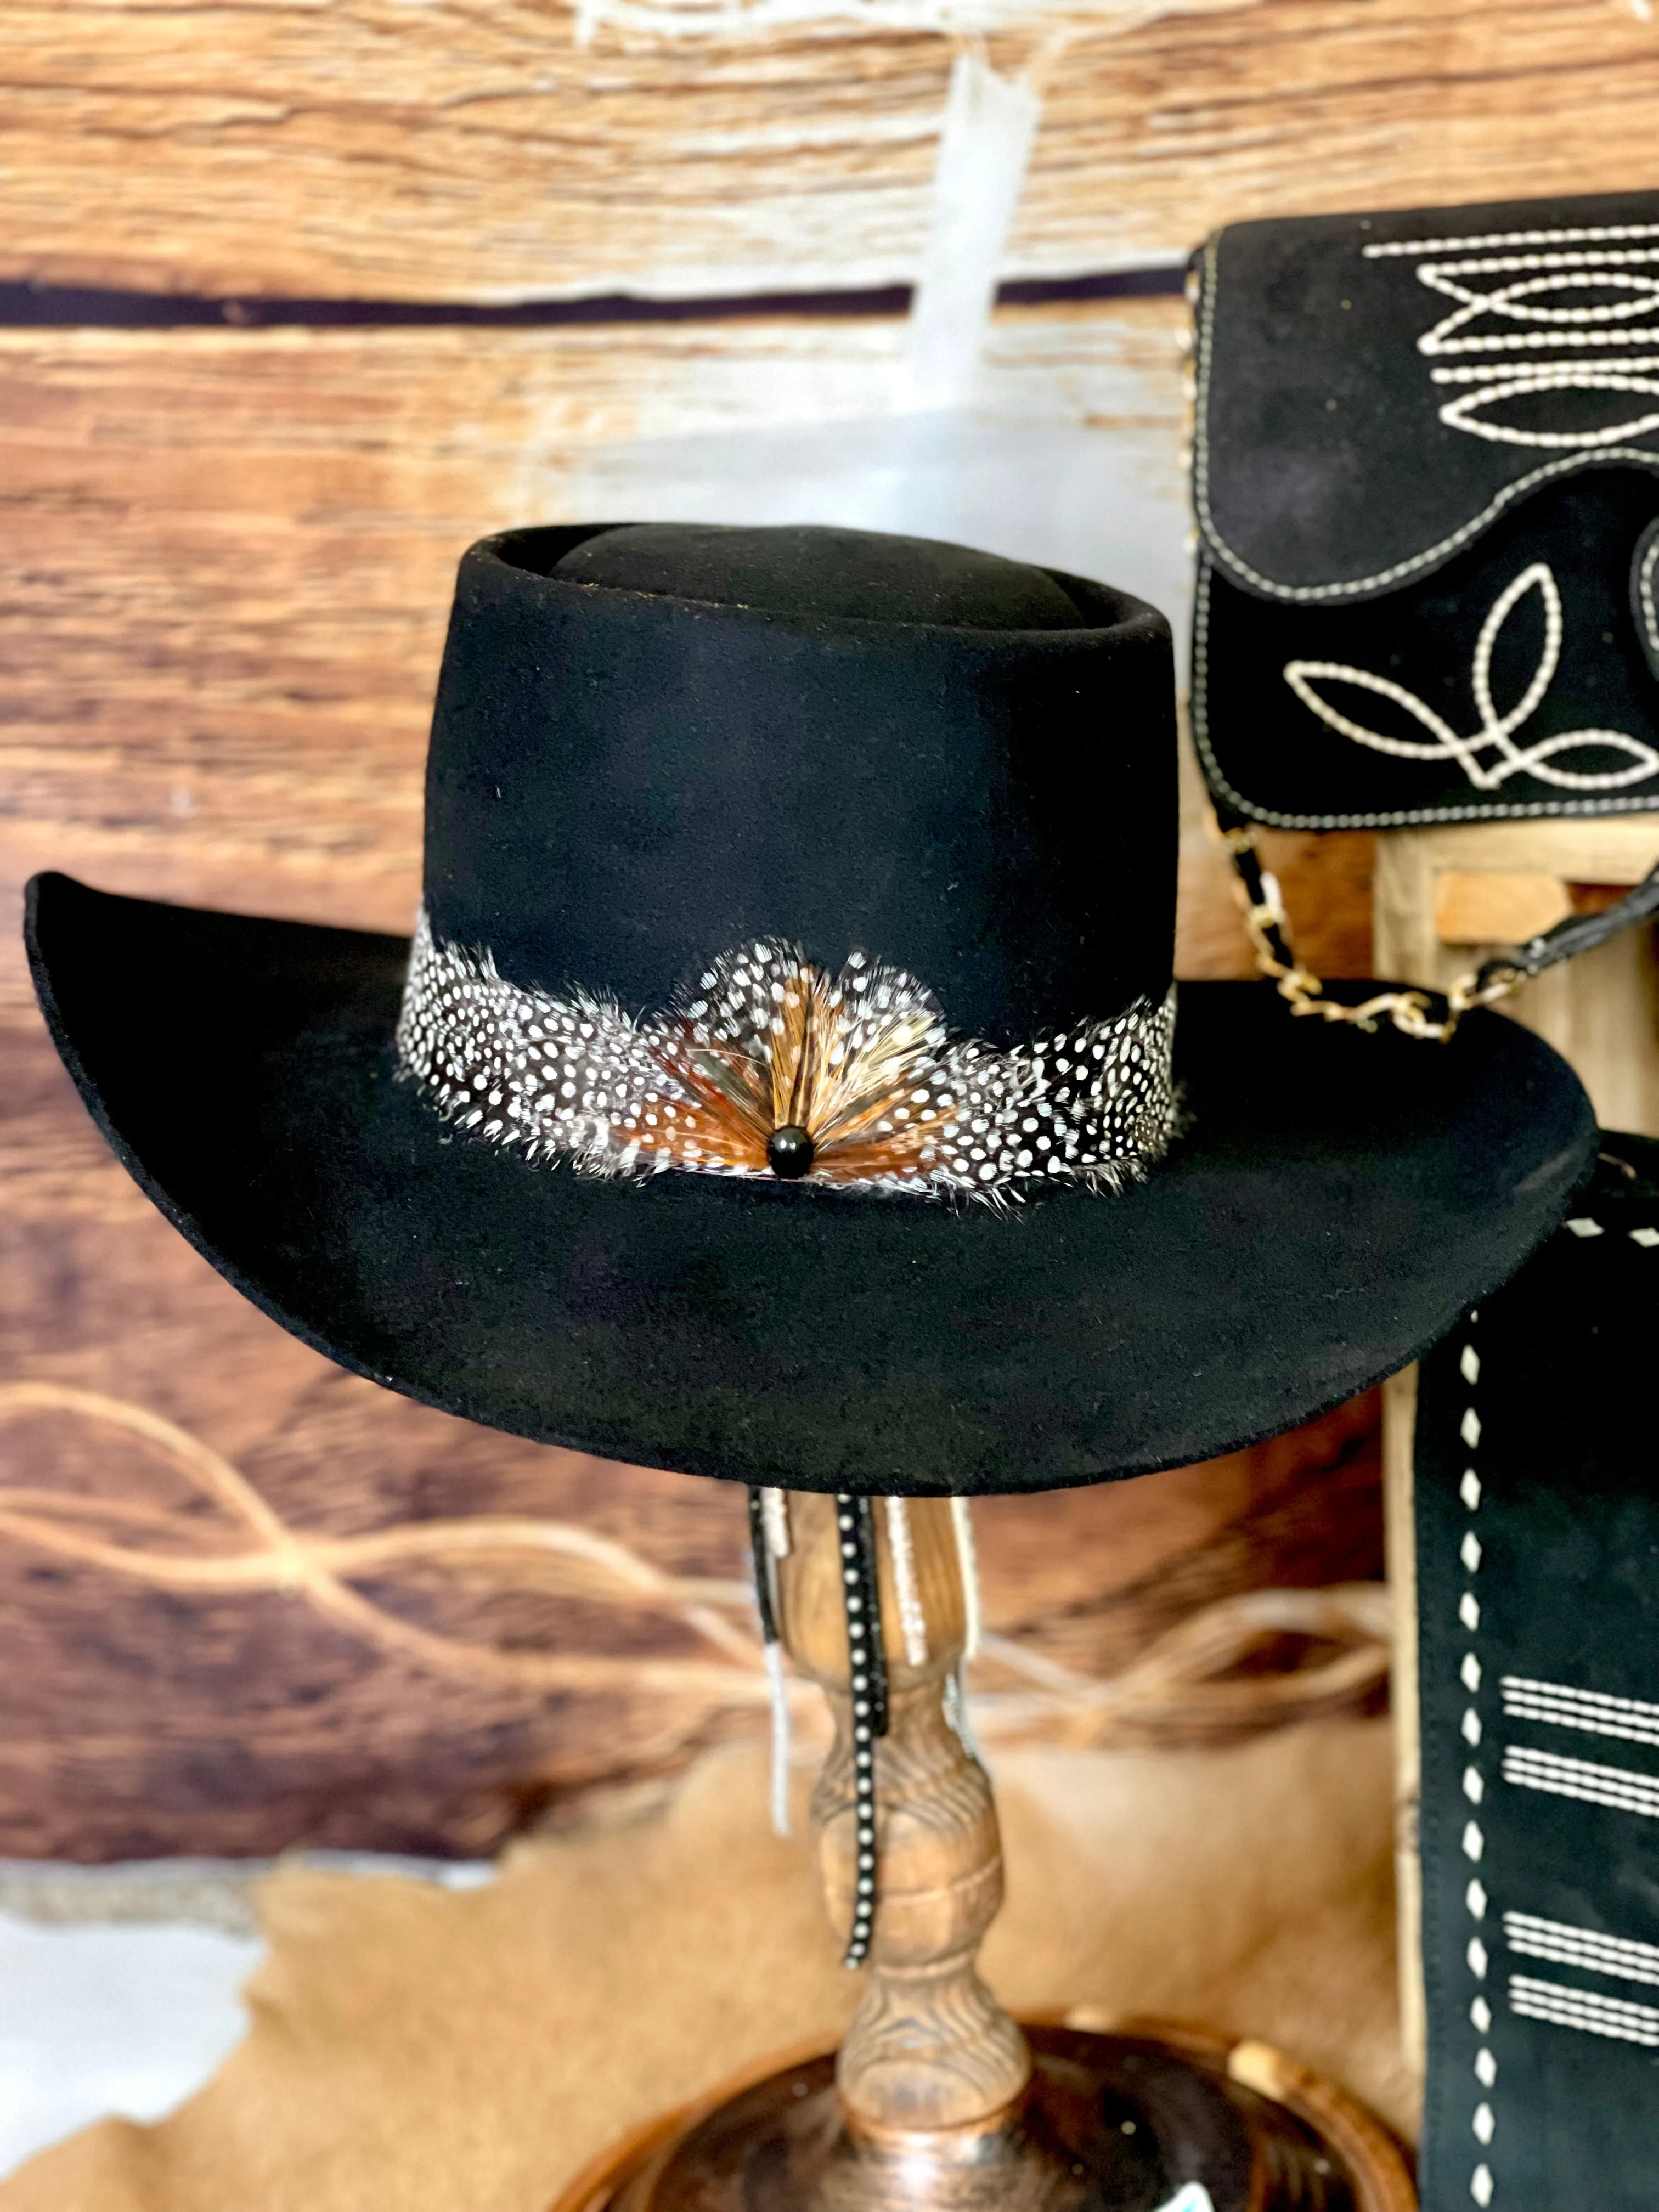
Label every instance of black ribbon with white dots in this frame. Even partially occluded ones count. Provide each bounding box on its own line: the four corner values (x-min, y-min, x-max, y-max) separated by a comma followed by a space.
837, 1493, 889, 1967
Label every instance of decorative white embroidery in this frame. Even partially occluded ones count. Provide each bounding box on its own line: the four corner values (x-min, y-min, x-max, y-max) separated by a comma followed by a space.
1192, 230, 1659, 618
1192, 558, 1659, 827
1438, 368, 1659, 454
1192, 222, 1659, 645
1505, 1911, 1659, 1989
396, 915, 1178, 1206
1362, 223, 1659, 449
1502, 1745, 1659, 1821
1500, 1675, 1659, 1750
1639, 523, 1659, 665
1455, 1317, 1495, 2204
1365, 223, 1659, 261
1509, 1974, 1659, 2047
1283, 563, 1659, 794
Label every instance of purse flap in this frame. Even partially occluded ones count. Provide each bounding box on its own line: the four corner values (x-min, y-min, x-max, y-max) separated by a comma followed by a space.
1194, 468, 1659, 828
1196, 189, 1659, 601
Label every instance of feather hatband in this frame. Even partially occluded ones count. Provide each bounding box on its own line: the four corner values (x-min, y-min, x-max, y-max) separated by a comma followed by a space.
396, 911, 1177, 1205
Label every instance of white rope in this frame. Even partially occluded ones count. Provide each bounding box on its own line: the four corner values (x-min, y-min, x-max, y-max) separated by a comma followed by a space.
764, 1638, 793, 1837
943, 1666, 984, 1763
883, 1497, 928, 1666
903, 47, 1042, 410
757, 1489, 792, 1835
946, 1495, 985, 1763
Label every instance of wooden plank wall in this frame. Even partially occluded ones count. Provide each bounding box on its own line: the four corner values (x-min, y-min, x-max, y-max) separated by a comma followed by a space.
4, 0, 1655, 298
0, 0, 1652, 1858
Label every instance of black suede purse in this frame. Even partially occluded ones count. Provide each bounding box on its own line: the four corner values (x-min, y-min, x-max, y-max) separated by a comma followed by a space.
1190, 189, 1659, 1036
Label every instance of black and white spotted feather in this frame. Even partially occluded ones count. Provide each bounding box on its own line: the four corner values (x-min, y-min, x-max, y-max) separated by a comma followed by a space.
397, 911, 1177, 1204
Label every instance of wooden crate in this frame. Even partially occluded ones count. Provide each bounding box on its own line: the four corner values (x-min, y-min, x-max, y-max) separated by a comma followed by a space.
1375, 818, 1659, 1139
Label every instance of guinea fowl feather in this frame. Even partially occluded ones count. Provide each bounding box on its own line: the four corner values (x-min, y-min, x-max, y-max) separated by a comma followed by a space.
397, 915, 1177, 1203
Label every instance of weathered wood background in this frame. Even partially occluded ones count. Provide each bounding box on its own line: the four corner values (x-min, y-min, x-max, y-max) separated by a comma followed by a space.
5, 0, 1654, 299
0, 0, 1651, 1858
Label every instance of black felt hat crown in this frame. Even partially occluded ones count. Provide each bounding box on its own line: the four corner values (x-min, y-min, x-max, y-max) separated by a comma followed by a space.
26, 521, 1594, 1494
425, 522, 1175, 1045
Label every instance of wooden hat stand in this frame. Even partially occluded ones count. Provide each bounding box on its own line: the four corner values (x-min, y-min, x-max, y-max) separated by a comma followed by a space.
552, 1494, 1415, 2212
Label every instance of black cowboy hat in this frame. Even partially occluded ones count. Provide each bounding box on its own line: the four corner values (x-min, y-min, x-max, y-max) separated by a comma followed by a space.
26, 522, 1595, 1496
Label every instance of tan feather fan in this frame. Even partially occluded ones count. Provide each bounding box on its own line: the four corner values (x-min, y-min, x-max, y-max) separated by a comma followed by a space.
650, 944, 954, 1185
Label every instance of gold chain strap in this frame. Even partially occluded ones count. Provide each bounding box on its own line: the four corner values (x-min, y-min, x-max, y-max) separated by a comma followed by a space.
1216, 821, 1524, 1044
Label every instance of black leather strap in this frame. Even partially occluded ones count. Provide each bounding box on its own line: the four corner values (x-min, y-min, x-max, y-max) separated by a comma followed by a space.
1474, 860, 1659, 995
1415, 1150, 1659, 2210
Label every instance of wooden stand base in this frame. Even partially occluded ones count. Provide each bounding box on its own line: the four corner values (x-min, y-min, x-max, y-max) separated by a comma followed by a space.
551, 2022, 1415, 2212
551, 1488, 1415, 2212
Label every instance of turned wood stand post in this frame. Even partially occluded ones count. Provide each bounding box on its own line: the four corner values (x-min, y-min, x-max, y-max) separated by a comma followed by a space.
774, 1492, 1029, 2134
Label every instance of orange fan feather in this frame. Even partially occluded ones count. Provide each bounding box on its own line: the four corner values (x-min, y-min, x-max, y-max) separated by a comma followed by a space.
648, 943, 955, 1188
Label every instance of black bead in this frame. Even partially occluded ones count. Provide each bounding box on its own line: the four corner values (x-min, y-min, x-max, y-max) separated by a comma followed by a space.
767, 1125, 816, 1179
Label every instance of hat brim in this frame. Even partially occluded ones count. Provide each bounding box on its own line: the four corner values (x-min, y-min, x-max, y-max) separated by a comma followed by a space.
26, 872, 1595, 1497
